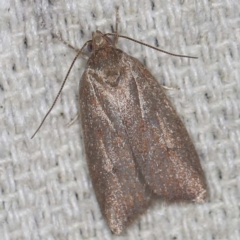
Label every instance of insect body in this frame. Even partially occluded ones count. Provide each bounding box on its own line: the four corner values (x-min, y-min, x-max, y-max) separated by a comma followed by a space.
79, 31, 207, 234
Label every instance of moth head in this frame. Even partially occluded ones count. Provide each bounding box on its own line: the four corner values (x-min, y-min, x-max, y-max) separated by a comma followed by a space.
88, 30, 113, 53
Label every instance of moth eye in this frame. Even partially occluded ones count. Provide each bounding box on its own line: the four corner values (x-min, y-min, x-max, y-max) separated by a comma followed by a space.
87, 43, 93, 52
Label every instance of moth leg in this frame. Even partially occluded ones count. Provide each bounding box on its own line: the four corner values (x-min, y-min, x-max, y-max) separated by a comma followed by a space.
113, 6, 120, 46
66, 114, 79, 127
162, 85, 180, 90
52, 33, 89, 59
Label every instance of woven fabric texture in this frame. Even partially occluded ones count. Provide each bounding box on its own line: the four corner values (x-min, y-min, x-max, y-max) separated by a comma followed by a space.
0, 0, 239, 239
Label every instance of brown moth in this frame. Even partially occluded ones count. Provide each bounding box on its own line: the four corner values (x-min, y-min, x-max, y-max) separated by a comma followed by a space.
32, 10, 207, 235
79, 31, 207, 234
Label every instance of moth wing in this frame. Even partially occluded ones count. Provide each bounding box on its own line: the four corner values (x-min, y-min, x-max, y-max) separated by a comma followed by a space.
79, 69, 151, 234
119, 53, 207, 203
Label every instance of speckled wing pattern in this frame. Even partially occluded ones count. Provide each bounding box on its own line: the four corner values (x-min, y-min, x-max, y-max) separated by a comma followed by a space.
79, 46, 206, 234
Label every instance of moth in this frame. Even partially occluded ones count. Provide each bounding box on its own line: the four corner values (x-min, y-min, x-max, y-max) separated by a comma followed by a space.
79, 31, 207, 234
32, 10, 207, 235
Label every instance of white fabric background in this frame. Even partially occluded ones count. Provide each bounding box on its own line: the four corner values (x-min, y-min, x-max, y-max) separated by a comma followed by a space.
0, 0, 239, 239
